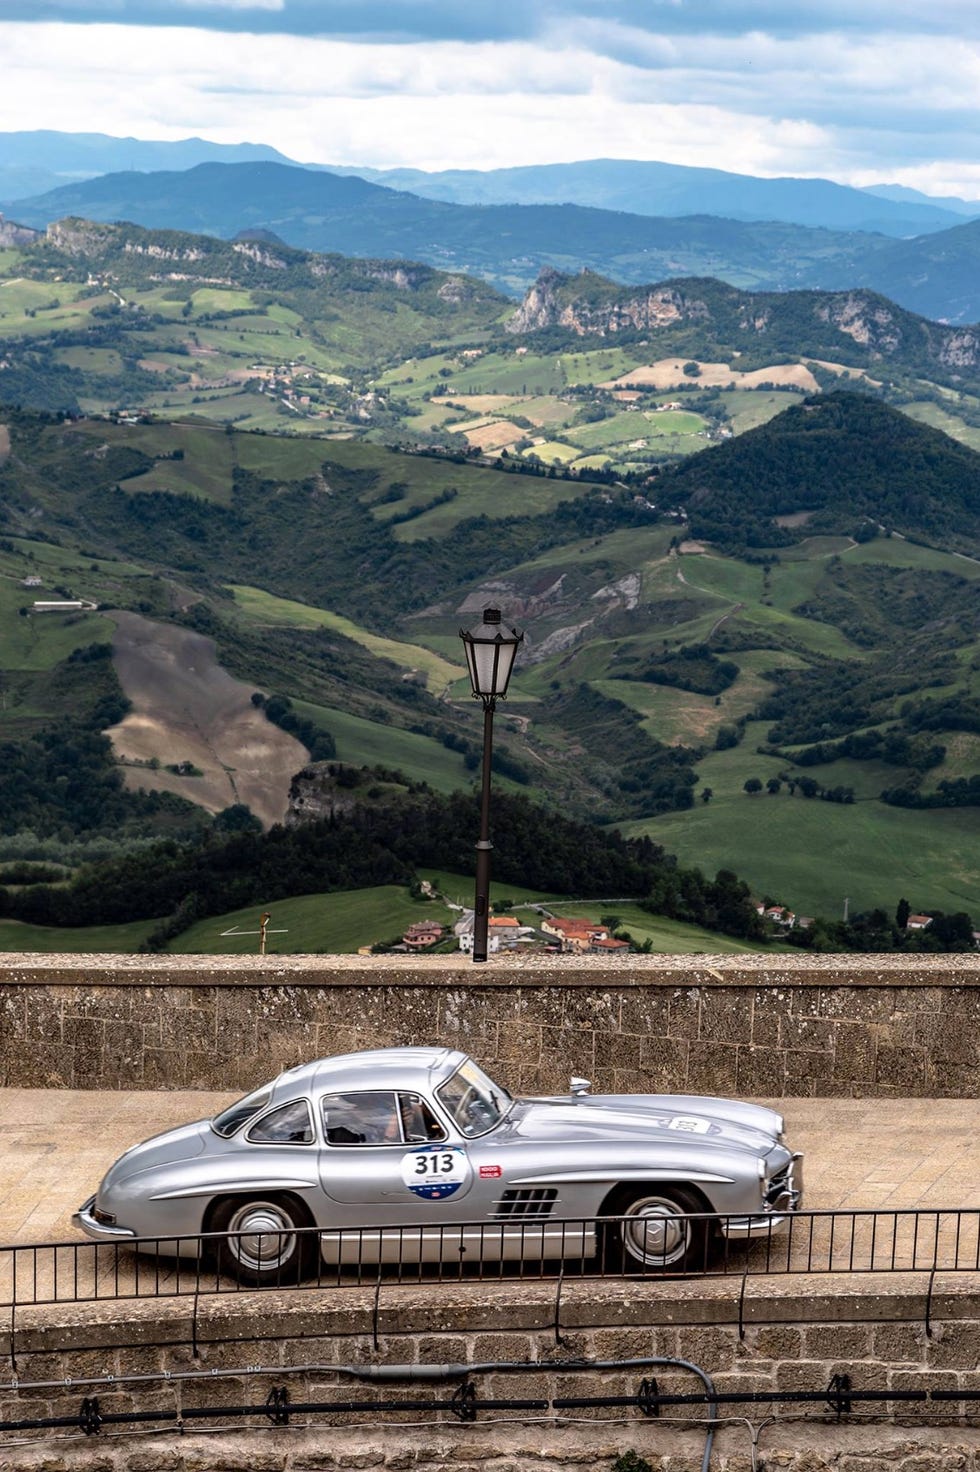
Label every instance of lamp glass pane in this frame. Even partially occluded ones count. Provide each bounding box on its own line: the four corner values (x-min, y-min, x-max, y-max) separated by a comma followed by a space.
471, 638, 502, 696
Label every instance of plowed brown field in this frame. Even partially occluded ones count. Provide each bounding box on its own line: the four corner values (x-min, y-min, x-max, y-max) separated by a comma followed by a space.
106, 612, 308, 827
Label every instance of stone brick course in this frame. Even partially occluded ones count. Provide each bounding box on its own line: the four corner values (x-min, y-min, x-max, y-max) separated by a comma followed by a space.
1, 1278, 980, 1467
2, 955, 979, 1095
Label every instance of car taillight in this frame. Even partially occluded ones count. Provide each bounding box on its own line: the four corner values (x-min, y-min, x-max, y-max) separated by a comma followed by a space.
92, 1205, 117, 1226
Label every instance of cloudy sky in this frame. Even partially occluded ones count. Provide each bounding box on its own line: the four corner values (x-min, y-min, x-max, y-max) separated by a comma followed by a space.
2, 1, 979, 196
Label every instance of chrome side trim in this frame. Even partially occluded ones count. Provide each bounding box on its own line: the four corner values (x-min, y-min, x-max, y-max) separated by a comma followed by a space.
150, 1179, 314, 1201
320, 1222, 596, 1266
507, 1170, 735, 1186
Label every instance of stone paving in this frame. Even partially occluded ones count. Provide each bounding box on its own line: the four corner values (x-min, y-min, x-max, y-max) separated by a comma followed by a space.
0, 1088, 977, 1246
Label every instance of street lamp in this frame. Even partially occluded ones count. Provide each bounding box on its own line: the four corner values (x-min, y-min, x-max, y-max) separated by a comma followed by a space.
459, 607, 524, 963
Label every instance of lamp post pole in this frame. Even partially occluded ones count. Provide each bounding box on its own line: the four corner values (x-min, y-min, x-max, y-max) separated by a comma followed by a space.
473, 698, 495, 964
458, 607, 524, 964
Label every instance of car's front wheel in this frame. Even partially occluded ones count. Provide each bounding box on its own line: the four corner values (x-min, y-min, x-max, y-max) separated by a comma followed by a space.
210, 1195, 315, 1286
607, 1187, 709, 1272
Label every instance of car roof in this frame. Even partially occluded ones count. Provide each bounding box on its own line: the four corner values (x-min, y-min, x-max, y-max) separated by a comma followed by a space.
271, 1046, 468, 1099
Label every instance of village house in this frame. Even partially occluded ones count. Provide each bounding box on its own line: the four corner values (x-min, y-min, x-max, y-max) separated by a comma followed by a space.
401, 920, 445, 950
540, 916, 615, 953
906, 914, 933, 931
755, 902, 797, 928
589, 935, 631, 954
456, 915, 528, 954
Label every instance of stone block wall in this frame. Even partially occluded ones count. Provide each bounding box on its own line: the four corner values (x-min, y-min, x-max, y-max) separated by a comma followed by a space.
3, 1274, 980, 1469
1, 953, 978, 1096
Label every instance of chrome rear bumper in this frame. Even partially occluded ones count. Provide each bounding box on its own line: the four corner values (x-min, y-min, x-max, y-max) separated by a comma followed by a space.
72, 1194, 137, 1243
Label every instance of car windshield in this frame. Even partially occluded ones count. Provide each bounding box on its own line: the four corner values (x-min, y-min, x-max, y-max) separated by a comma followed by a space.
211, 1085, 272, 1138
436, 1059, 511, 1138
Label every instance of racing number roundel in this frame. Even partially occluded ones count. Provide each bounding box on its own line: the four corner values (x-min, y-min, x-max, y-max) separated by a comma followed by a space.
401, 1144, 470, 1200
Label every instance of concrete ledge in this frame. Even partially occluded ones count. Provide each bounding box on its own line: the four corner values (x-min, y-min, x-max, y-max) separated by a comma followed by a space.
3, 952, 980, 986
6, 1270, 978, 1355
2, 953, 978, 1094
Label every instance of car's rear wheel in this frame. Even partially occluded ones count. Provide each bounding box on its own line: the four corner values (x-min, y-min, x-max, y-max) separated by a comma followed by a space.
607, 1187, 709, 1272
210, 1195, 315, 1286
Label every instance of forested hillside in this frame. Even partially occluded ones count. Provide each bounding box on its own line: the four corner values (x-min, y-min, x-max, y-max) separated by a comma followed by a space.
665, 393, 980, 552
2, 225, 980, 938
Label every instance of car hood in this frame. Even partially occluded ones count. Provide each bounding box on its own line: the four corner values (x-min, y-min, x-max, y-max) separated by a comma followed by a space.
99, 1120, 210, 1188
511, 1095, 781, 1155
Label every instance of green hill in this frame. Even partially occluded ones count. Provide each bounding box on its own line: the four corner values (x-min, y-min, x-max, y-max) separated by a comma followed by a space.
8, 224, 980, 476
666, 392, 980, 554
3, 289, 980, 943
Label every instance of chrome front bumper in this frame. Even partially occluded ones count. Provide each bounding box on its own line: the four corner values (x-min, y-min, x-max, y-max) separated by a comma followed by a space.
72, 1194, 137, 1243
720, 1150, 804, 1240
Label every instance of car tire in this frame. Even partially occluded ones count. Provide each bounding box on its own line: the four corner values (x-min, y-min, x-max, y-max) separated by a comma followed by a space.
210, 1195, 315, 1286
607, 1186, 709, 1272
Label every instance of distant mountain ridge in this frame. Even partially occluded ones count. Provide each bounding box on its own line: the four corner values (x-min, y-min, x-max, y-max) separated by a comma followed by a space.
3, 136, 970, 238
8, 158, 980, 321
337, 157, 969, 237
0, 129, 306, 204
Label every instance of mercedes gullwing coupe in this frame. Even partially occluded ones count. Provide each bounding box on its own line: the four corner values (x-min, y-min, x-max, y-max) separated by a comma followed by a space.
74, 1047, 803, 1285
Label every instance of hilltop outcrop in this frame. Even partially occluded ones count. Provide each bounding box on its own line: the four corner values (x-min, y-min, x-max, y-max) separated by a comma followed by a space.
0, 214, 40, 248
507, 269, 980, 379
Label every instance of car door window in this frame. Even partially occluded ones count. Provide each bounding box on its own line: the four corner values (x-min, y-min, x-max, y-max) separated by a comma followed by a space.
321, 1091, 401, 1146
246, 1099, 314, 1145
397, 1092, 446, 1143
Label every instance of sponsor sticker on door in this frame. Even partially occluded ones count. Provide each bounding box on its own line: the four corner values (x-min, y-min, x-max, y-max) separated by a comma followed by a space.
479, 1164, 503, 1179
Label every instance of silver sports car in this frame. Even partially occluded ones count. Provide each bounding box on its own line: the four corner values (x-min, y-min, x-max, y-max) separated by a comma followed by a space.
74, 1046, 803, 1285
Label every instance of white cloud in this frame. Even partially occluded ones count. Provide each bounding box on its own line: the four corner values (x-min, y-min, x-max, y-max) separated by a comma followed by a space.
166, 0, 285, 9
1, 16, 979, 195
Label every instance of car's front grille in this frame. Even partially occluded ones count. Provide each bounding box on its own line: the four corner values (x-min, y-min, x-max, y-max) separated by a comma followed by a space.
494, 1188, 558, 1218
765, 1160, 800, 1209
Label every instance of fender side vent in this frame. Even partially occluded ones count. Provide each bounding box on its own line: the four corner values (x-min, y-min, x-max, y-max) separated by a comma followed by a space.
494, 1188, 558, 1218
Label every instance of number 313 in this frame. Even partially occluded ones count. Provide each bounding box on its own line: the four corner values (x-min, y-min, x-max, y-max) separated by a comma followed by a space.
414, 1151, 456, 1175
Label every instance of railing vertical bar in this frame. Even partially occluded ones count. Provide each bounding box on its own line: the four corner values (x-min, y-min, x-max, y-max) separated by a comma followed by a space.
7, 1206, 979, 1307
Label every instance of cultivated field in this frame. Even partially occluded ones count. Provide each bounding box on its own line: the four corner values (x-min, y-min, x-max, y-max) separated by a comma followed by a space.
106, 612, 308, 826
601, 359, 822, 392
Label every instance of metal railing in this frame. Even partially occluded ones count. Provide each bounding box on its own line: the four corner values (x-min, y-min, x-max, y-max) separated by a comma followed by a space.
2, 1206, 979, 1309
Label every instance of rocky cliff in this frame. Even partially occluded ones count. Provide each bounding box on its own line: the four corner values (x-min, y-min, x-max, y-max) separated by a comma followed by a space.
507, 269, 980, 377
0, 214, 40, 248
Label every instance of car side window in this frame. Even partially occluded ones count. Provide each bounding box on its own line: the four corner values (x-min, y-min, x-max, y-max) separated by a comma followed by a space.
246, 1099, 314, 1145
398, 1091, 446, 1143
321, 1091, 401, 1146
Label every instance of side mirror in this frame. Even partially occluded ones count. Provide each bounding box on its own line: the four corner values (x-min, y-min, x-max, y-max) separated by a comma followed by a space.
570, 1076, 591, 1098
